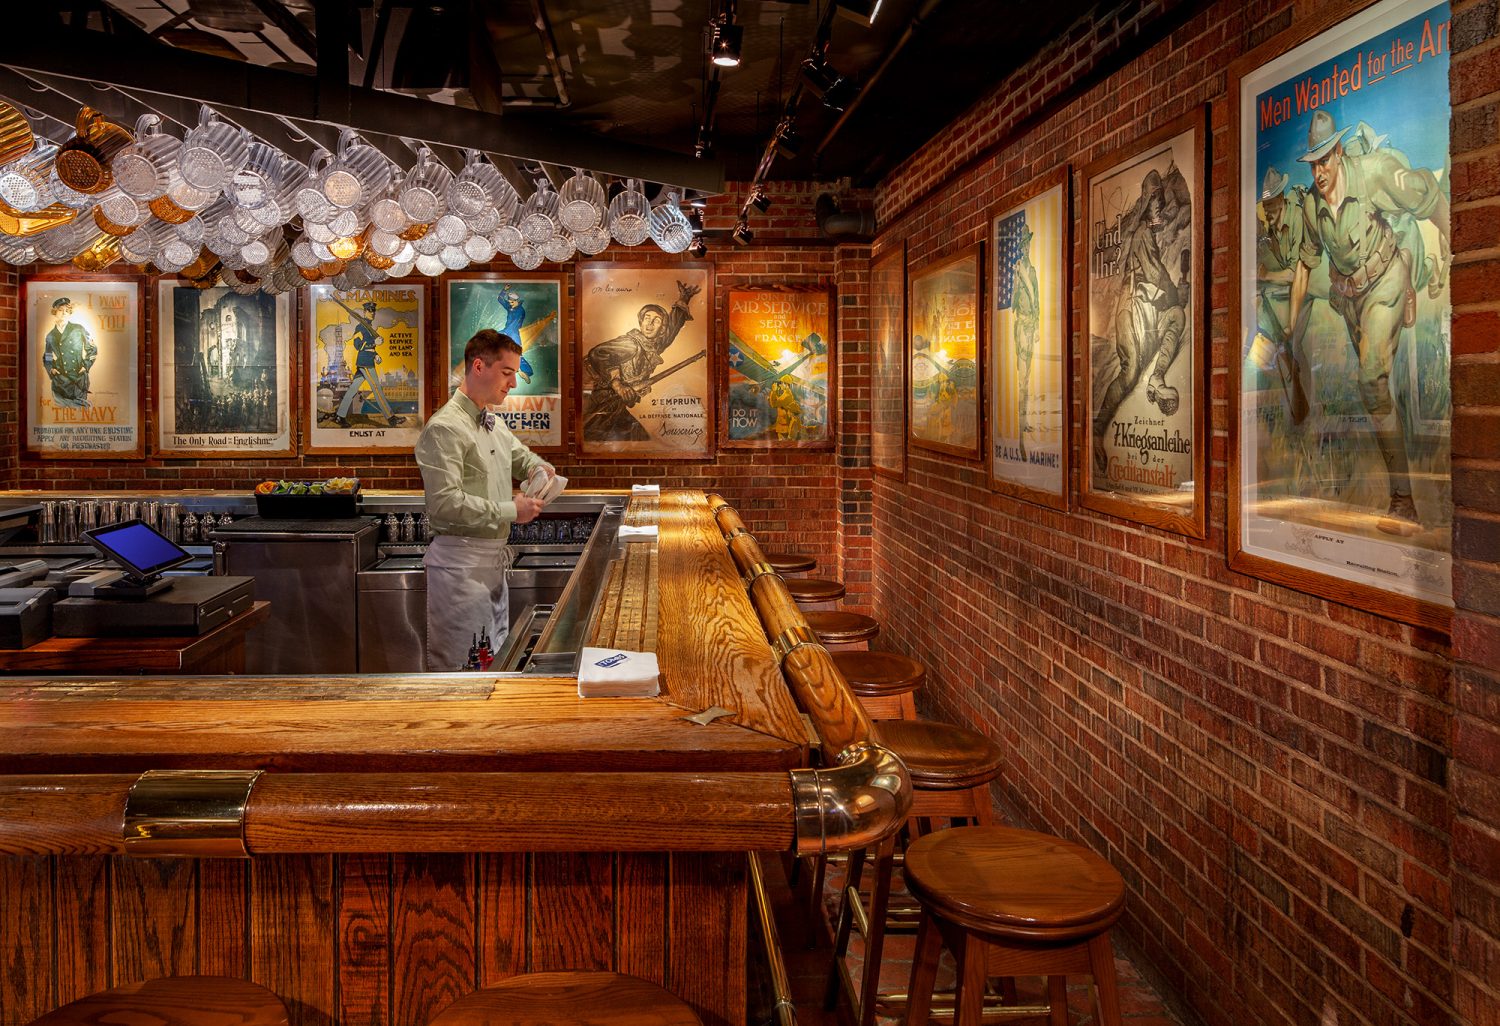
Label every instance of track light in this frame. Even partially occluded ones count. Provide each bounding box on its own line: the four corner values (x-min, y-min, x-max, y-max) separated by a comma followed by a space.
750, 190, 771, 213
687, 209, 704, 233
688, 238, 707, 257
774, 124, 801, 158
711, 23, 743, 67
732, 220, 753, 247
801, 57, 859, 112
835, 0, 884, 26
686, 193, 708, 209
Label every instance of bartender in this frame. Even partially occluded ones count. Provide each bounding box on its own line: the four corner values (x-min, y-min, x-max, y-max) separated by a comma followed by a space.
415, 329, 553, 670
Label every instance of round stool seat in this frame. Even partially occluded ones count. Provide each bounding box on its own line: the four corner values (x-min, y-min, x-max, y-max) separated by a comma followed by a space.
786, 577, 846, 604
764, 551, 816, 574
905, 826, 1126, 942
28, 977, 288, 1026
805, 610, 879, 645
429, 972, 700, 1026
873, 719, 1004, 790
833, 650, 925, 699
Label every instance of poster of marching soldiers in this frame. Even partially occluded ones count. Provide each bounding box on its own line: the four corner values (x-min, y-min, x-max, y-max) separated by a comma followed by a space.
988, 169, 1070, 509
24, 276, 142, 459
908, 247, 982, 460
307, 282, 427, 453
1082, 109, 1206, 538
722, 288, 833, 450
156, 282, 291, 457
444, 273, 567, 451
576, 263, 713, 459
1232, 0, 1451, 623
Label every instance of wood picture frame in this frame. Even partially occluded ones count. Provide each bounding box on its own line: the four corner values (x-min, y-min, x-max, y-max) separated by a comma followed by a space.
1227, 0, 1453, 630
1080, 106, 1207, 538
986, 164, 1072, 510
720, 286, 835, 450
908, 244, 983, 461
441, 272, 569, 453
870, 240, 907, 481
575, 262, 715, 460
22, 272, 145, 460
305, 280, 429, 455
154, 280, 294, 458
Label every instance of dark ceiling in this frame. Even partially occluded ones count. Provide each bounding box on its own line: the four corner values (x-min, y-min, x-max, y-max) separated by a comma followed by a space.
5, 0, 1108, 195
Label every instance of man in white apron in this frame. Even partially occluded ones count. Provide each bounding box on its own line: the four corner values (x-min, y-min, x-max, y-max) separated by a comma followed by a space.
415, 329, 552, 670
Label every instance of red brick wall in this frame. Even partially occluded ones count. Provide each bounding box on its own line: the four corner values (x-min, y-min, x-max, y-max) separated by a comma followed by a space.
1449, 0, 1500, 1021
866, 0, 1491, 1025
0, 184, 862, 589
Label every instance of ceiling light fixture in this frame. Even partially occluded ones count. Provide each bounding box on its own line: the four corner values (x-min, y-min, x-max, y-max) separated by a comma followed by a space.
750, 190, 771, 213
774, 123, 802, 158
801, 57, 859, 113
711, 23, 743, 68
731, 220, 752, 247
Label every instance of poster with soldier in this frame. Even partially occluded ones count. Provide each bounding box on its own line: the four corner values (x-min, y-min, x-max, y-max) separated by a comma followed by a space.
307, 282, 426, 453
576, 263, 713, 459
24, 276, 142, 459
722, 288, 833, 450
444, 273, 567, 451
1082, 109, 1206, 538
908, 246, 982, 460
988, 169, 1070, 509
1232, 0, 1451, 624
156, 283, 291, 457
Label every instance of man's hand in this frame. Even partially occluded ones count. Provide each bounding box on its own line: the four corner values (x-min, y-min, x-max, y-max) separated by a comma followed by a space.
611, 377, 640, 406
513, 494, 545, 524
676, 280, 701, 305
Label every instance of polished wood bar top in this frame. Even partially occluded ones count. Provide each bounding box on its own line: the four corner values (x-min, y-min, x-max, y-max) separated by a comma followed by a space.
0, 602, 269, 675
0, 491, 806, 774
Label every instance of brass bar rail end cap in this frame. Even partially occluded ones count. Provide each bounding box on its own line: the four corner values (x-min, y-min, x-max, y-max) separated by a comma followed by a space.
123, 769, 262, 858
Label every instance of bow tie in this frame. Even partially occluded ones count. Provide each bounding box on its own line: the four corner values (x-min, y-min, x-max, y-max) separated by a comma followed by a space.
477, 408, 495, 432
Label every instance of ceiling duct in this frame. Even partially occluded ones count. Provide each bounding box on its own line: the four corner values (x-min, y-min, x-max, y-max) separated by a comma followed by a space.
392, 5, 471, 91
815, 191, 874, 240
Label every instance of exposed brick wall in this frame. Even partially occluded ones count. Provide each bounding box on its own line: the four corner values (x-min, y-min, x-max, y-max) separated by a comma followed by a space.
1449, 0, 1500, 1021
868, 1, 1490, 1026
0, 184, 864, 593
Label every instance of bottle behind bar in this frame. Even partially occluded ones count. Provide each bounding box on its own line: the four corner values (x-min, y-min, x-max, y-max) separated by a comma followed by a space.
385, 513, 399, 542
399, 513, 415, 542
418, 513, 431, 541
181, 512, 198, 543
467, 633, 480, 671
477, 626, 493, 670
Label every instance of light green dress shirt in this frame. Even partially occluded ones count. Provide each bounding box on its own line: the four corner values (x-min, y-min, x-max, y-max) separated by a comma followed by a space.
414, 389, 547, 539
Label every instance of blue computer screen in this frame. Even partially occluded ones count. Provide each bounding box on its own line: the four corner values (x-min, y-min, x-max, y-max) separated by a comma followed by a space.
86, 520, 191, 580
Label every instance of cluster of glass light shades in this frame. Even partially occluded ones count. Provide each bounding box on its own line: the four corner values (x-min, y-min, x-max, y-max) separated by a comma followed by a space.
0, 103, 702, 294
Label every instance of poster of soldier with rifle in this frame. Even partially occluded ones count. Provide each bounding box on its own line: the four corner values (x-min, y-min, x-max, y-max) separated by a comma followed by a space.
722, 288, 833, 450
307, 282, 427, 453
576, 264, 713, 459
1231, 0, 1452, 625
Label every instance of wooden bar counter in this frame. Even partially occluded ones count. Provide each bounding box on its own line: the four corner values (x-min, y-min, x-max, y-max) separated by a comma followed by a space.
0, 492, 816, 1026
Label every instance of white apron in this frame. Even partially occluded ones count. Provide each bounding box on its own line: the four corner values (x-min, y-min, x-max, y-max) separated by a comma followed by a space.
424, 534, 512, 671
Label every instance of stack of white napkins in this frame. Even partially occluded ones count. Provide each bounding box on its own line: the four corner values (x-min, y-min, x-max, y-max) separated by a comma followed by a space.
577, 647, 661, 698
631, 484, 661, 495
618, 524, 659, 540
522, 466, 568, 504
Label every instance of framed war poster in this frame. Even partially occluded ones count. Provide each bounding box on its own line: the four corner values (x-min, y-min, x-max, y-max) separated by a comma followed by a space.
23, 275, 143, 459
444, 273, 568, 452
307, 282, 427, 453
1229, 0, 1452, 629
576, 262, 713, 459
871, 242, 906, 480
155, 282, 293, 457
721, 287, 834, 450
987, 166, 1071, 509
1081, 108, 1207, 538
908, 245, 982, 460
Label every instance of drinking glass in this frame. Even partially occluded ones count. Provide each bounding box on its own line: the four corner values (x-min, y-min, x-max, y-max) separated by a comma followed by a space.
0, 144, 58, 212
322, 129, 390, 210
463, 203, 501, 234
541, 233, 576, 263
448, 151, 507, 218
490, 221, 524, 256
112, 114, 181, 200
369, 170, 410, 233
72, 232, 122, 272
228, 140, 287, 210
558, 168, 605, 233
46, 170, 93, 210
96, 187, 149, 229
648, 194, 692, 254
295, 148, 335, 221
439, 244, 469, 270
518, 183, 559, 245
433, 212, 467, 246
399, 146, 452, 223
167, 177, 218, 212
55, 107, 132, 194
511, 242, 542, 270
149, 192, 197, 225
575, 223, 611, 255
179, 106, 253, 191
607, 180, 650, 246
414, 252, 445, 277
463, 233, 496, 263
92, 204, 137, 238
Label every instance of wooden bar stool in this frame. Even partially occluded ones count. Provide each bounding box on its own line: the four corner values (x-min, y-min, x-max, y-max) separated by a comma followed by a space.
763, 551, 816, 575
805, 610, 878, 651
826, 719, 1004, 1026
903, 826, 1127, 1026
832, 650, 925, 720
27, 977, 289, 1026
429, 972, 701, 1026
785, 577, 846, 611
